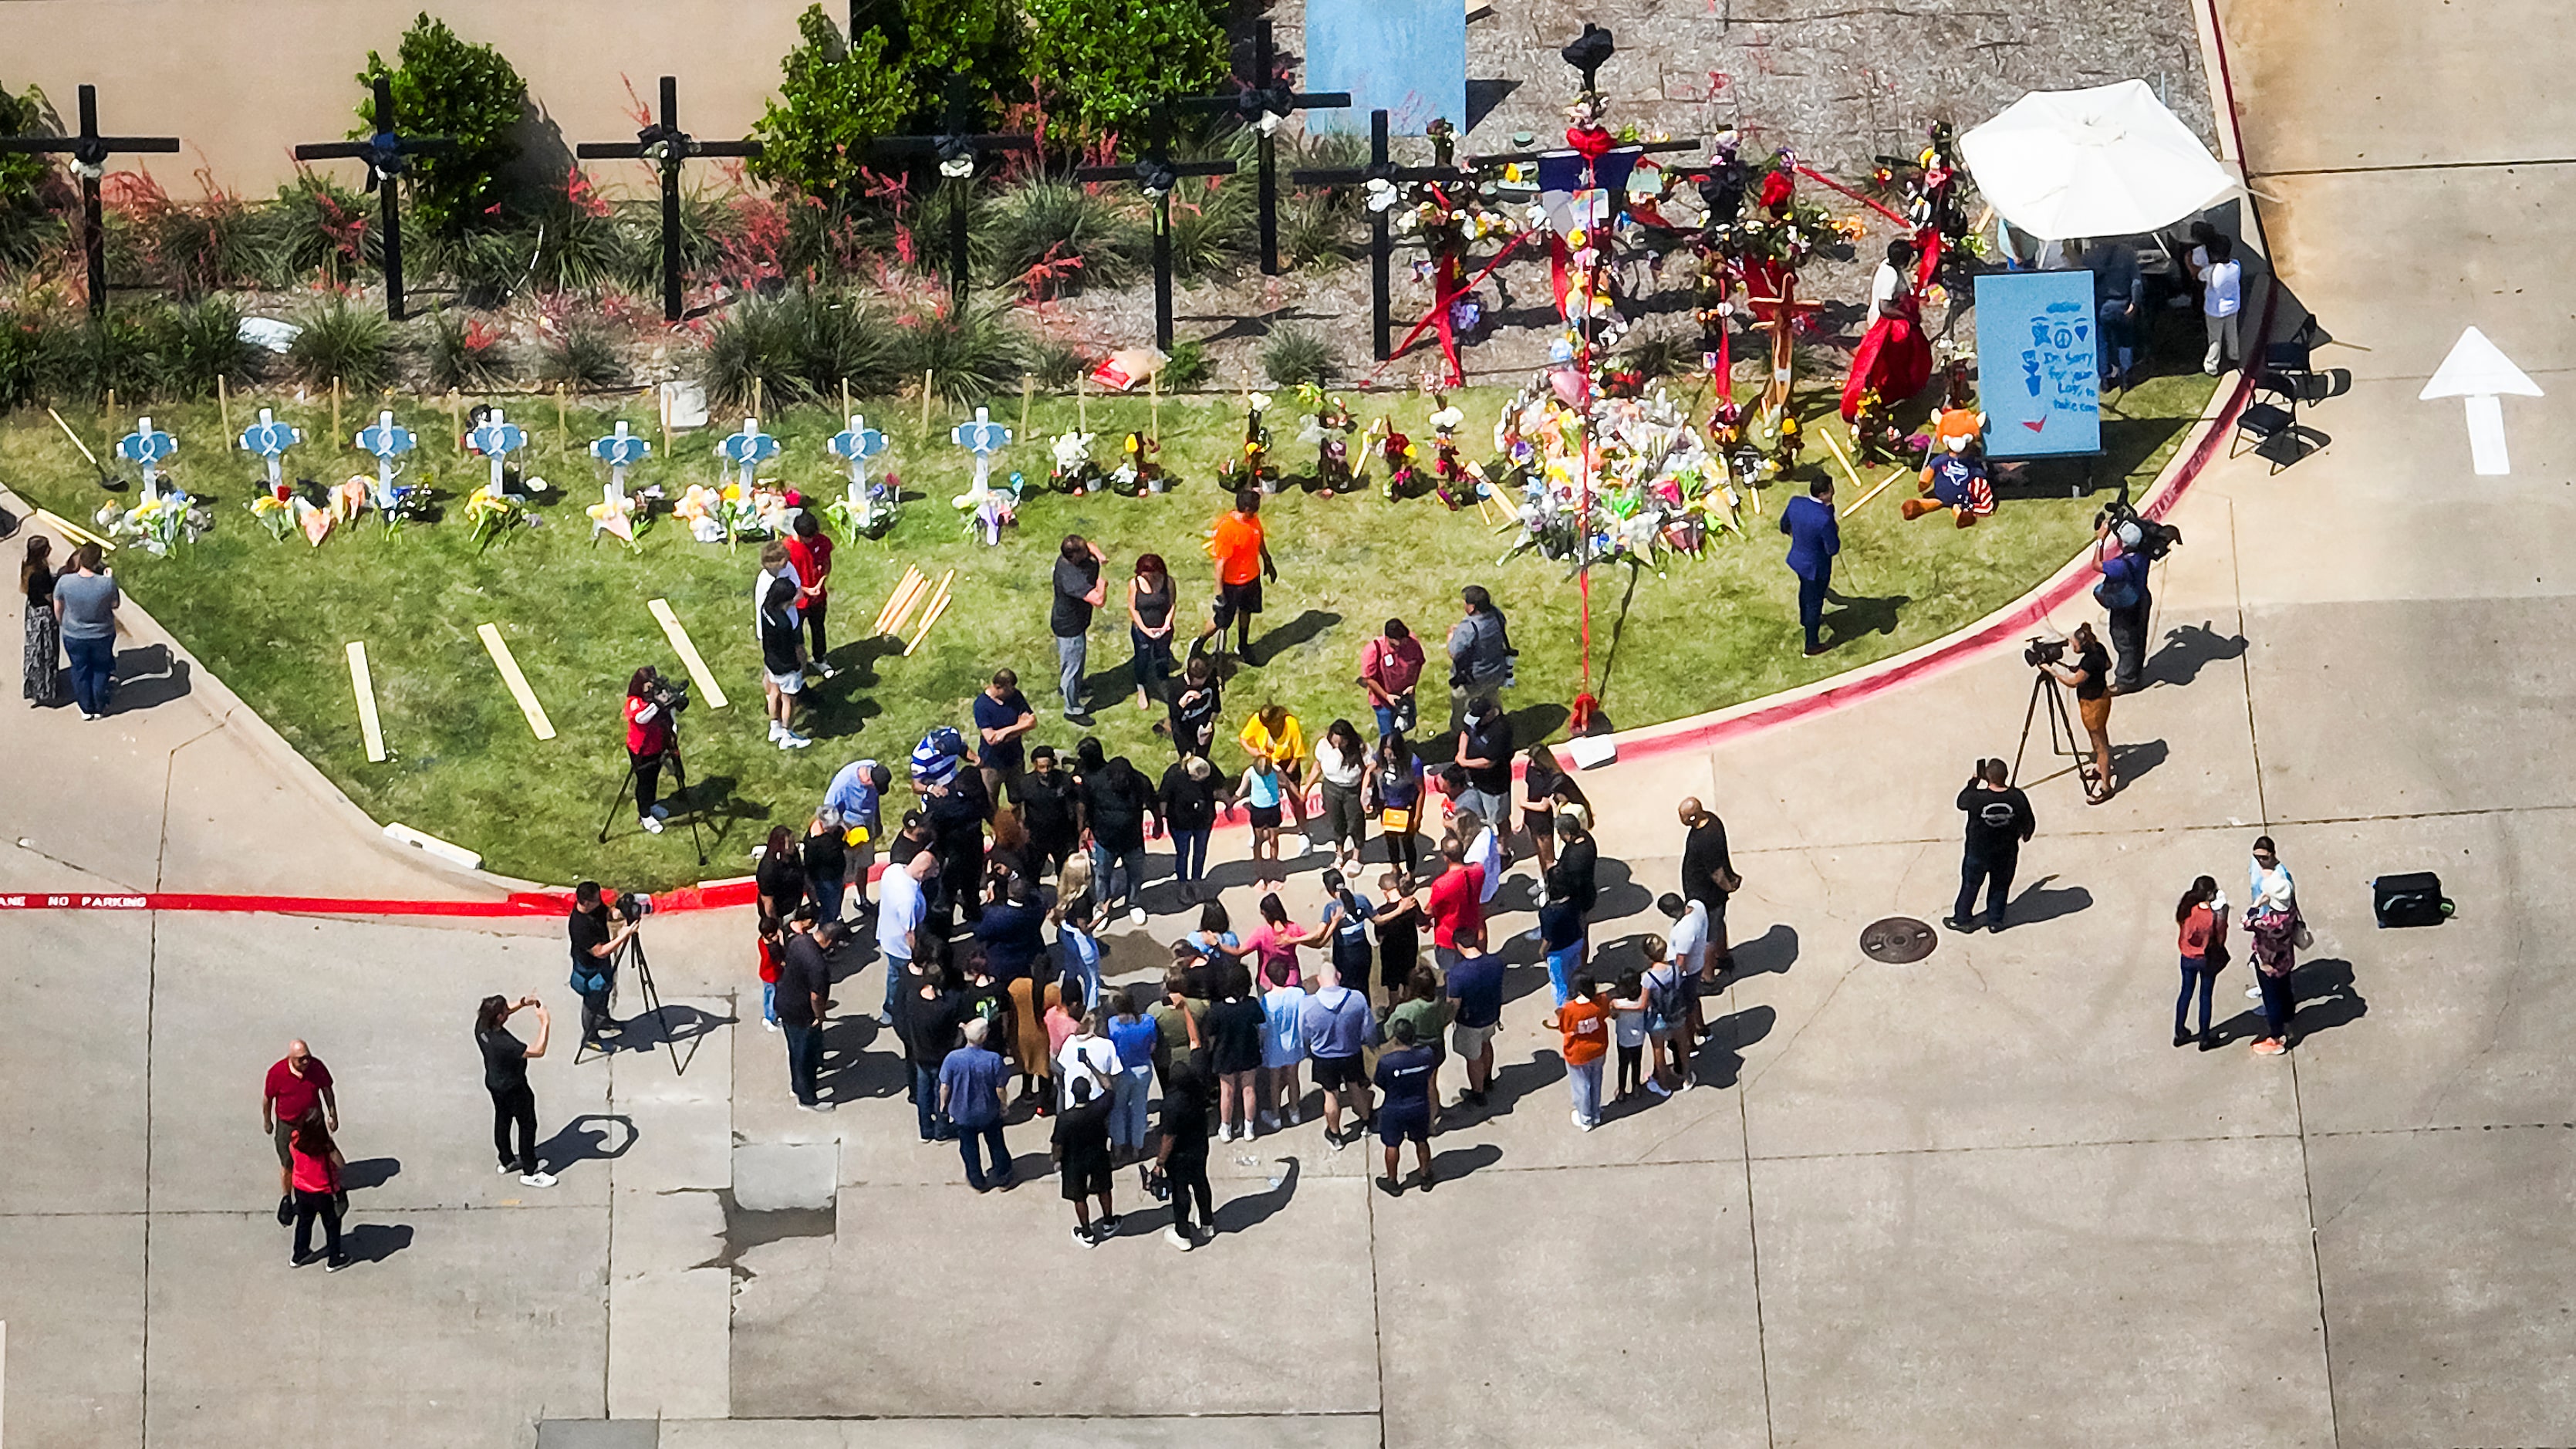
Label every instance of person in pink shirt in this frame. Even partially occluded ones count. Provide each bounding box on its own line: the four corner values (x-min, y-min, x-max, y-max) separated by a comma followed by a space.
1356, 618, 1426, 738
1218, 891, 1329, 991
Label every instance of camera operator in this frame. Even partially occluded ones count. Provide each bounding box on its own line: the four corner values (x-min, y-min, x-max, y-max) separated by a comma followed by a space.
568, 881, 643, 1051
1947, 759, 2034, 932
2093, 515, 2160, 694
624, 667, 680, 834
2043, 623, 2117, 802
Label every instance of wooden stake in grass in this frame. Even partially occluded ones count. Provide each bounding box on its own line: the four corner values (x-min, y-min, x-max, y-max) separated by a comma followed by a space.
647, 597, 731, 709
872, 566, 927, 635
448, 390, 464, 457
920, 369, 936, 432
46, 406, 104, 475
751, 374, 764, 427
217, 374, 232, 445
555, 383, 569, 456
1076, 371, 1088, 435
905, 569, 957, 657
1150, 364, 1160, 443
875, 566, 930, 637
840, 377, 852, 425
1817, 425, 1869, 508
1018, 375, 1033, 444
33, 506, 115, 552
346, 640, 387, 762
104, 387, 115, 431
331, 377, 343, 451
1840, 467, 1908, 518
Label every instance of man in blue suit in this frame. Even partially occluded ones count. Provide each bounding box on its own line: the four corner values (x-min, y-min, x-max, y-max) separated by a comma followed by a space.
1779, 477, 1840, 656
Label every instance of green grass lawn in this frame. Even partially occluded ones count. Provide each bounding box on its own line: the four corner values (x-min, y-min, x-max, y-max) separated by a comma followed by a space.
3, 363, 2213, 888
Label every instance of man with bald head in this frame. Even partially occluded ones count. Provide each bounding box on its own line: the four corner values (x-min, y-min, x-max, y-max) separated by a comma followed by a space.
1677, 799, 1739, 982
262, 1040, 338, 1224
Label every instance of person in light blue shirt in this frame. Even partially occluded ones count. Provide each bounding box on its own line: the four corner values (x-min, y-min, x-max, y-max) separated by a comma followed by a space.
822, 758, 887, 914
937, 1018, 1016, 1192
1298, 971, 1379, 1148
1259, 977, 1309, 1132
1105, 991, 1160, 1158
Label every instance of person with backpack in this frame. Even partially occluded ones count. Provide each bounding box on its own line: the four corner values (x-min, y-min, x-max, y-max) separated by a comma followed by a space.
1639, 936, 1693, 1095
1301, 966, 1381, 1149
2174, 876, 2231, 1052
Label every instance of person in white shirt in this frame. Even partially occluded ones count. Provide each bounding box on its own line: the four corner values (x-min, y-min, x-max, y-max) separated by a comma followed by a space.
1659, 891, 1711, 1046
1867, 239, 1912, 324
1462, 809, 1504, 907
2199, 233, 2244, 375
1055, 1006, 1123, 1110
873, 852, 934, 1025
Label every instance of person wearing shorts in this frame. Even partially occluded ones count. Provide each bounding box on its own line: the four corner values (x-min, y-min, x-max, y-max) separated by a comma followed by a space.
1300, 971, 1379, 1149
1443, 929, 1504, 1106
1197, 488, 1277, 662
1372, 1018, 1437, 1194
758, 575, 812, 749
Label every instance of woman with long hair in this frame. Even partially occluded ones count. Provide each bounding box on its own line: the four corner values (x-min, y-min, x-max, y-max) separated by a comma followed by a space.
1239, 754, 1289, 887
1203, 962, 1268, 1141
2243, 836, 2301, 1055
1129, 552, 1178, 711
51, 541, 118, 719
22, 535, 63, 706
1368, 733, 1427, 880
475, 994, 555, 1187
1519, 742, 1570, 872
623, 667, 674, 833
757, 824, 807, 922
285, 1106, 350, 1269
2174, 876, 2230, 1050
1318, 867, 1376, 1001
1315, 718, 1371, 873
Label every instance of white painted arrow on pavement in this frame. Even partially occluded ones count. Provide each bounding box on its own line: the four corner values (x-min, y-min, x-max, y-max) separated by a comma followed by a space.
2420, 326, 2542, 475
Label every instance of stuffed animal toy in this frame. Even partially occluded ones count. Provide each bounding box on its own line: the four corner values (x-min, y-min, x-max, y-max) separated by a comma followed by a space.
1901, 407, 1994, 526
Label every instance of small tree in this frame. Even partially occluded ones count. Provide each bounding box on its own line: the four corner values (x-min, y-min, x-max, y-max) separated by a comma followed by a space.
751, 5, 911, 212
1020, 0, 1227, 147
356, 13, 527, 236
0, 78, 68, 272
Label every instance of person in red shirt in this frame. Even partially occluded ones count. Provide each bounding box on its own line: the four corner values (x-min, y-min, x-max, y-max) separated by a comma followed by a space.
1548, 971, 1609, 1130
1356, 618, 1426, 738
1422, 837, 1486, 971
785, 510, 836, 678
1194, 488, 1278, 664
286, 1110, 349, 1270
262, 1041, 337, 1225
623, 667, 677, 834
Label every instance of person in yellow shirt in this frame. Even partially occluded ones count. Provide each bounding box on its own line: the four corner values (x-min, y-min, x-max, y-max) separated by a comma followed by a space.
1239, 702, 1311, 843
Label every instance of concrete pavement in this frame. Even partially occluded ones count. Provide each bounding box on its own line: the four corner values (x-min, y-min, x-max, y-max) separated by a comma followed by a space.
8, 0, 2576, 1442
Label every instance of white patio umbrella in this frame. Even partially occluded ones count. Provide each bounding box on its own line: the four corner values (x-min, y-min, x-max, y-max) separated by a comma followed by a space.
1958, 79, 2239, 241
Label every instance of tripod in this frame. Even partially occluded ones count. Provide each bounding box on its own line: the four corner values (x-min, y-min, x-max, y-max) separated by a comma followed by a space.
597, 739, 708, 866
577, 922, 684, 1075
2011, 666, 2098, 793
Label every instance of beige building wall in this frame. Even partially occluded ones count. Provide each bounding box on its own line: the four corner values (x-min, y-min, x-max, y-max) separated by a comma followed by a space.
0, 0, 815, 198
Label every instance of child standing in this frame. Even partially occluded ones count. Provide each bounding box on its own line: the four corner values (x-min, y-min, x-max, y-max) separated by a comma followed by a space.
1259, 968, 1310, 1131
1239, 755, 1288, 886
755, 914, 785, 1031
1548, 971, 1610, 1130
1610, 968, 1648, 1100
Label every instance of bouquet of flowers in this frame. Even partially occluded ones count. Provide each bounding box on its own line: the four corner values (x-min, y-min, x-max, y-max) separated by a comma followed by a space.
465, 484, 531, 551
588, 491, 640, 547
97, 489, 205, 556
248, 483, 295, 542
674, 484, 727, 543
1048, 431, 1104, 495
827, 470, 900, 539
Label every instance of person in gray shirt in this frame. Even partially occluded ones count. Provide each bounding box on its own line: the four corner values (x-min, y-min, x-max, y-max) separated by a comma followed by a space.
1444, 585, 1513, 733
52, 542, 119, 720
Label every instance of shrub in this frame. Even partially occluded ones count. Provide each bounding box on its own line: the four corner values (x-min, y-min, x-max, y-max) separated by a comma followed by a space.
0, 78, 66, 275
981, 178, 1143, 295
1159, 337, 1209, 390
891, 300, 1028, 404
1618, 328, 1698, 384
520, 171, 633, 295
289, 296, 397, 393
1279, 191, 1356, 272
1260, 326, 1337, 388
1165, 173, 1253, 279
3, 311, 158, 403
750, 5, 911, 212
150, 297, 255, 396
251, 172, 378, 289
0, 307, 75, 407
357, 14, 528, 235
538, 317, 624, 390
425, 306, 512, 390
1018, 0, 1228, 147
1029, 340, 1089, 390
700, 286, 901, 410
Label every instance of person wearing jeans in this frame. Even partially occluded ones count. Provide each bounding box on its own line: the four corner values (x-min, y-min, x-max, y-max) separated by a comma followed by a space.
1106, 994, 1160, 1159
1051, 534, 1107, 718
51, 542, 119, 720
775, 914, 839, 1112
1551, 971, 1609, 1130
1158, 754, 1221, 903
1950, 760, 2034, 931
937, 1018, 1015, 1191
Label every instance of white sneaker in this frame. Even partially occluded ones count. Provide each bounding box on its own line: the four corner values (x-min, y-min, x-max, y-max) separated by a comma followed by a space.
520, 1171, 559, 1187
768, 720, 785, 740
1578, 1119, 1597, 1133
780, 731, 812, 749
1572, 1110, 1586, 1130
1166, 1225, 1195, 1251
640, 816, 664, 835
2246, 985, 2263, 999
498, 1161, 518, 1174
763, 1018, 779, 1032
1127, 907, 1147, 927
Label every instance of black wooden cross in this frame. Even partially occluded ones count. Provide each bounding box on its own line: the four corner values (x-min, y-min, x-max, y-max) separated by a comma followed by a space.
1171, 20, 1349, 276
1075, 105, 1238, 352
1290, 110, 1469, 361
869, 80, 1036, 308
292, 77, 454, 323
575, 76, 761, 323
0, 85, 179, 318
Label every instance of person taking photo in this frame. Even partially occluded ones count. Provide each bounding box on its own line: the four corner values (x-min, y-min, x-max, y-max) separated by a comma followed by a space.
567, 882, 642, 1052
2044, 623, 2117, 801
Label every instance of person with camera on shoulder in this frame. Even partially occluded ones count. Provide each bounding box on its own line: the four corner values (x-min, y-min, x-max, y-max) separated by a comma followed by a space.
2094, 508, 2174, 694
568, 881, 644, 1052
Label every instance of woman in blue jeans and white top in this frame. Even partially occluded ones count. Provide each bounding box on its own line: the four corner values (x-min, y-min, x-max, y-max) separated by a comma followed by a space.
52, 542, 119, 720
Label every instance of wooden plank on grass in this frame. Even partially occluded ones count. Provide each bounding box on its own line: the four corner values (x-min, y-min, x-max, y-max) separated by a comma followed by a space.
346, 641, 387, 762
647, 598, 730, 709
476, 623, 556, 740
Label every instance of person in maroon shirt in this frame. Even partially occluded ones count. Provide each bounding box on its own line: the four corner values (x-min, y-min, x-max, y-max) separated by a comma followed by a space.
1423, 838, 1487, 971
1356, 618, 1426, 739
786, 511, 836, 677
262, 1040, 337, 1224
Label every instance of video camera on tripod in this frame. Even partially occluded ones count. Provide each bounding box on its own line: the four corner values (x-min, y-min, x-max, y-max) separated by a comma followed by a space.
2095, 498, 2181, 562
636, 667, 691, 720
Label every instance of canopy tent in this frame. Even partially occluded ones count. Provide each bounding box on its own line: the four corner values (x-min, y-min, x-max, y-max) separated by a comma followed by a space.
1959, 79, 2238, 242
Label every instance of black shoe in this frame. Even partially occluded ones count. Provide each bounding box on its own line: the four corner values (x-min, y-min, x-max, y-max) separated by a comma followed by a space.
277, 1195, 294, 1226
1097, 1214, 1122, 1236
1942, 917, 1976, 932
2197, 1031, 2219, 1052
1376, 1174, 1403, 1197
326, 1255, 350, 1272
1420, 1167, 1437, 1192
2173, 1032, 2191, 1049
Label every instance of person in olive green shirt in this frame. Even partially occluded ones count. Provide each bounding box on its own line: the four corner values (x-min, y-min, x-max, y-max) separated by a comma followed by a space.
1383, 962, 1450, 1119
1147, 962, 1205, 1091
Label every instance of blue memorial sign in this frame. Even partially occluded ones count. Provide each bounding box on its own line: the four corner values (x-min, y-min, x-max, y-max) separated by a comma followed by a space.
1973, 270, 2101, 459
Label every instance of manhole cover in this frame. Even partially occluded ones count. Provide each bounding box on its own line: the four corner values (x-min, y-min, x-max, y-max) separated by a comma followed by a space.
1860, 916, 1937, 964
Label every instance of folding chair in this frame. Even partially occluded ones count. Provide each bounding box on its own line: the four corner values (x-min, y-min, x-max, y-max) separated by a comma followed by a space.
2230, 372, 2303, 473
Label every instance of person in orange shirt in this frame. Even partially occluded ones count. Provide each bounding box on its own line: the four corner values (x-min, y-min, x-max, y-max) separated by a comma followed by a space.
1195, 488, 1279, 664
1548, 970, 1610, 1130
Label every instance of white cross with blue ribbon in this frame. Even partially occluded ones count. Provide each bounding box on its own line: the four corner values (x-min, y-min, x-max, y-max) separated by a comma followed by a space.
468, 408, 528, 496
355, 410, 416, 511
117, 416, 178, 499
828, 414, 889, 515
719, 417, 779, 492
950, 405, 1011, 495
589, 419, 650, 505
238, 407, 301, 491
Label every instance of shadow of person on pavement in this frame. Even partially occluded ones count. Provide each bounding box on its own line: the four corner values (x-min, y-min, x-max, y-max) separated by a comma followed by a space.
2004, 875, 2093, 927
339, 1221, 414, 1265
1482, 1049, 1565, 1120
2287, 958, 2367, 1039
1726, 923, 1798, 979
2147, 621, 2249, 687
2111, 738, 2169, 787
110, 643, 190, 712
1680, 1003, 1776, 1090
1211, 1156, 1299, 1235
537, 1113, 636, 1177
338, 1157, 402, 1191
1427, 1141, 1503, 1182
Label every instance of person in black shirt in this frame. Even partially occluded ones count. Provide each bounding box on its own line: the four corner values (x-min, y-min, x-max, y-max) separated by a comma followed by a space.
775, 912, 842, 1110
1677, 798, 1739, 974
567, 882, 640, 1052
1372, 870, 1423, 999
1544, 813, 1600, 916
1453, 696, 1516, 830
757, 824, 808, 922
760, 575, 814, 749
1157, 754, 1224, 904
1051, 534, 1107, 720
898, 954, 967, 1140
1156, 1061, 1216, 1248
2044, 622, 2116, 802
1201, 963, 1267, 1142
1167, 654, 1221, 759
1018, 746, 1083, 878
1949, 758, 2035, 931
974, 879, 1048, 983
1082, 754, 1161, 923
801, 812, 849, 923
1053, 1076, 1119, 1245
474, 995, 555, 1185
923, 763, 991, 927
